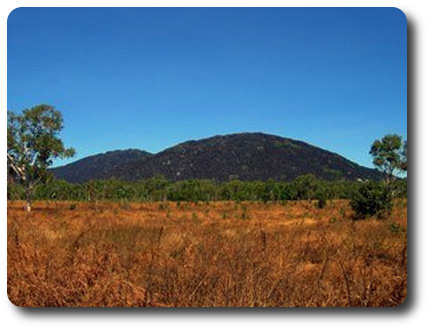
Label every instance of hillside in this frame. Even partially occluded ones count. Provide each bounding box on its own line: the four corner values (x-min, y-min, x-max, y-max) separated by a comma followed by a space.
51, 149, 152, 183
52, 133, 383, 183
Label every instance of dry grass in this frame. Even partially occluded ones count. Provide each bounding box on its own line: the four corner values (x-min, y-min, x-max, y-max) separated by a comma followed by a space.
7, 199, 407, 307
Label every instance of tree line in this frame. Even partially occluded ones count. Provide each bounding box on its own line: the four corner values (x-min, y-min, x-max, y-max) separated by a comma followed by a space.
7, 174, 407, 204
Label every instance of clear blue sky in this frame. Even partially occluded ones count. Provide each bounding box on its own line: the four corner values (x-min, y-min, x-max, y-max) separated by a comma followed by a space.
7, 7, 407, 168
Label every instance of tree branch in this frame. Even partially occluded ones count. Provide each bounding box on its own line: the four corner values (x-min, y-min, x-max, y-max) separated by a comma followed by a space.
7, 153, 26, 181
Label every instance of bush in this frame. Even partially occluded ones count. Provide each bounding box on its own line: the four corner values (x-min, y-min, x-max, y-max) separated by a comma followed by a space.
315, 186, 328, 209
316, 197, 327, 209
350, 181, 393, 219
389, 222, 403, 233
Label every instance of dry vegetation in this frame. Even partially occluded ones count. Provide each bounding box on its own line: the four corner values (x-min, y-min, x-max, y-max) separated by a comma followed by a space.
7, 199, 407, 307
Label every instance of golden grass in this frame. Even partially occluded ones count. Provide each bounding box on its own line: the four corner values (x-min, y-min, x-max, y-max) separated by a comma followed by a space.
7, 199, 407, 307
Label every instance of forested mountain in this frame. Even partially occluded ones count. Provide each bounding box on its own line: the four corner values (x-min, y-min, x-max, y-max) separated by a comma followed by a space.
51, 133, 383, 183
51, 149, 152, 183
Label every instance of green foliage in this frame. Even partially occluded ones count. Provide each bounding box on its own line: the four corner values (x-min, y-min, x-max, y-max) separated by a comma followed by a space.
7, 106, 75, 179
7, 105, 75, 210
291, 174, 318, 200
350, 181, 393, 219
7, 174, 405, 208
7, 182, 25, 200
348, 133, 408, 220
370, 134, 407, 183
389, 222, 403, 234
391, 179, 408, 198
315, 185, 328, 209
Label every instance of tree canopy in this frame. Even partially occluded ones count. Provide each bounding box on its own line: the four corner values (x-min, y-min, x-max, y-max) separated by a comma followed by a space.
369, 134, 407, 183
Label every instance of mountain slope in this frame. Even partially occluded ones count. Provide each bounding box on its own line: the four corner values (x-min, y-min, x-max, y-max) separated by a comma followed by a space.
114, 133, 382, 182
51, 149, 152, 183
52, 133, 383, 183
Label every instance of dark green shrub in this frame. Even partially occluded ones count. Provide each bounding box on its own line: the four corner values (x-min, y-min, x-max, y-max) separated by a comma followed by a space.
315, 186, 328, 209
391, 179, 407, 198
389, 222, 403, 233
7, 182, 24, 200
350, 181, 393, 219
317, 197, 327, 209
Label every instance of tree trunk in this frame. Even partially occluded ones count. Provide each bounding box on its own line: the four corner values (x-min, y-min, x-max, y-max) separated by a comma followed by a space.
25, 186, 32, 212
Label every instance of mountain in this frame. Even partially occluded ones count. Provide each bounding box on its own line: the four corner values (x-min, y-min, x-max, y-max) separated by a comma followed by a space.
51, 149, 152, 183
51, 133, 383, 183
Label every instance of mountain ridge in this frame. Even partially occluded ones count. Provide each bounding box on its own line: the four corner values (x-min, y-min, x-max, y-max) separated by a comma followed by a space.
51, 132, 383, 183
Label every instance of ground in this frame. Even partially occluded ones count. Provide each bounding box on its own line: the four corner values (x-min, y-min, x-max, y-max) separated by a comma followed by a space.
7, 199, 407, 307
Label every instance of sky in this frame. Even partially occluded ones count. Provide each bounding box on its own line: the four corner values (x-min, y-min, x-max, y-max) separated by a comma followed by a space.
7, 7, 407, 168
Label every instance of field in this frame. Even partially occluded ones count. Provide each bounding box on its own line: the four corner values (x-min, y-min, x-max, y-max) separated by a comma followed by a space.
7, 199, 407, 307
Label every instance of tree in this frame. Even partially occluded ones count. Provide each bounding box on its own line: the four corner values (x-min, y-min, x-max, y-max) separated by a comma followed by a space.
350, 181, 393, 219
369, 134, 407, 184
291, 174, 318, 201
7, 105, 75, 212
401, 140, 407, 171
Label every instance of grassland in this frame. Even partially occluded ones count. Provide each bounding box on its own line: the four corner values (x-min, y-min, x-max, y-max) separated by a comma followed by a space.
7, 199, 407, 307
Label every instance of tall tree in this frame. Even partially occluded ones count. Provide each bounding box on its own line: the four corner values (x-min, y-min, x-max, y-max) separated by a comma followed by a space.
7, 105, 75, 212
369, 134, 407, 184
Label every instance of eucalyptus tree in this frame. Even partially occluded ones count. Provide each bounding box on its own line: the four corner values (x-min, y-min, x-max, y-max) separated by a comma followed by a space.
7, 105, 75, 212
370, 134, 407, 184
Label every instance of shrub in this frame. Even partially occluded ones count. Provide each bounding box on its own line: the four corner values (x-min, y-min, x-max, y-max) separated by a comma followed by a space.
315, 187, 327, 209
317, 197, 327, 209
350, 181, 393, 219
389, 222, 403, 233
